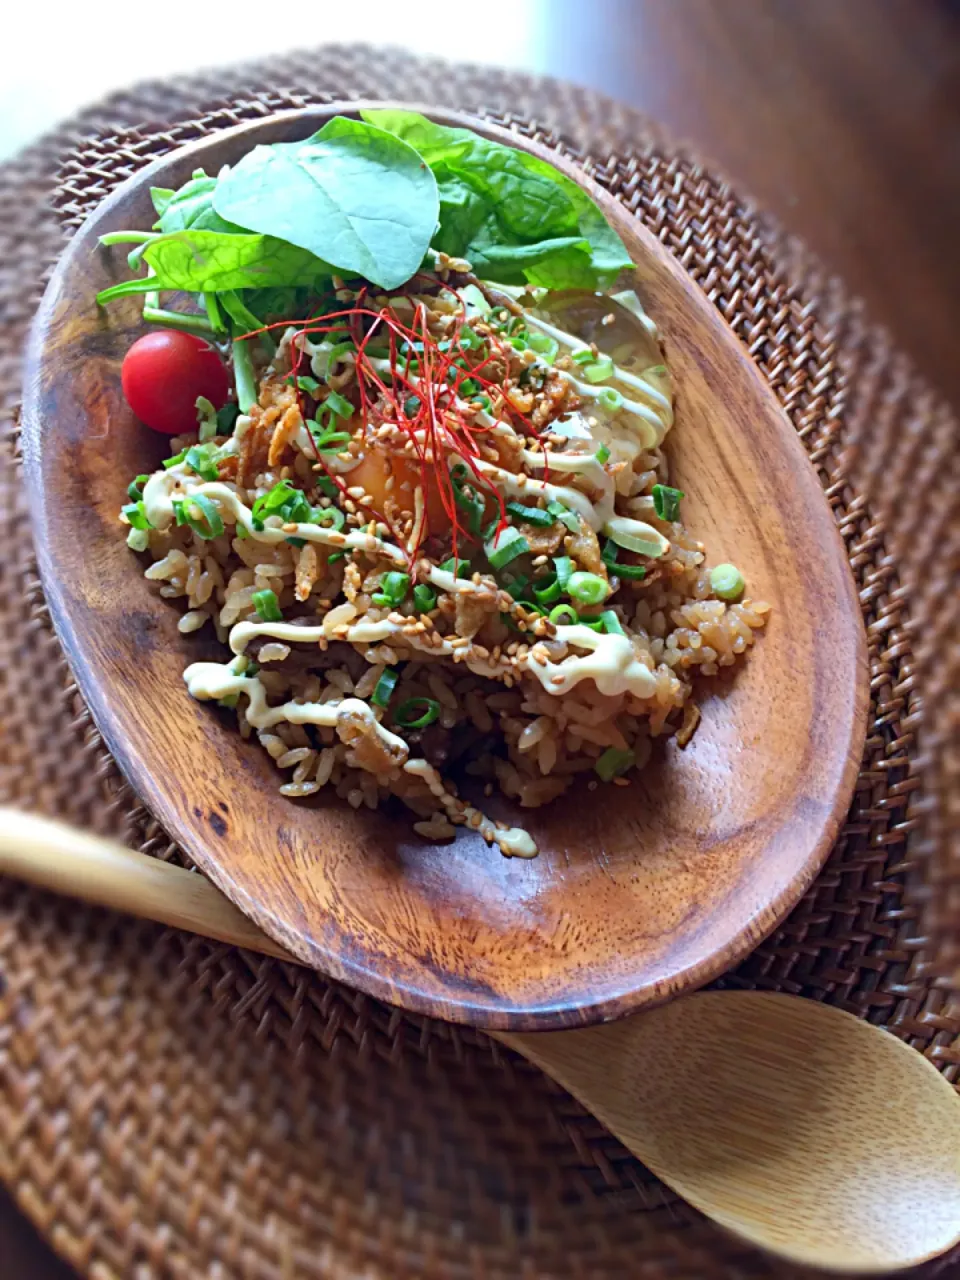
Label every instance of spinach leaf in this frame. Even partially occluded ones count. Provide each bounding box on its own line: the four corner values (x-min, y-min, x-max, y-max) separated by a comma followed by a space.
150, 187, 175, 218
150, 170, 245, 236
96, 229, 328, 303
361, 109, 631, 289
212, 117, 438, 291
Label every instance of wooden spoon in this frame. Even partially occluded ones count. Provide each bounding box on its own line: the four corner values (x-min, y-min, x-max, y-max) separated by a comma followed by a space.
21, 102, 869, 1029
3, 808, 959, 1275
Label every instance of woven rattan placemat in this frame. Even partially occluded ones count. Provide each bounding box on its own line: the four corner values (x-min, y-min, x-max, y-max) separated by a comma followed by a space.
1, 45, 958, 1280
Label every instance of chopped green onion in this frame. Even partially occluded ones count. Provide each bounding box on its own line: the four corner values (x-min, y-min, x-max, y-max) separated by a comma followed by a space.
533, 574, 562, 605
310, 505, 345, 530
218, 693, 240, 709
485, 526, 529, 571
602, 536, 648, 579
394, 697, 441, 730
316, 475, 339, 499
710, 563, 745, 601
506, 501, 554, 528
327, 551, 345, 564
515, 600, 547, 618
126, 527, 149, 552
413, 584, 437, 613
499, 571, 528, 600
652, 484, 684, 522
286, 537, 306, 548
372, 667, 399, 708
372, 571, 410, 607
600, 609, 625, 635
571, 348, 595, 365
580, 617, 604, 632
309, 426, 352, 452
527, 331, 559, 362
472, 393, 492, 413
285, 374, 320, 395
251, 480, 298, 529
508, 335, 528, 352
452, 470, 486, 536
458, 325, 483, 351
184, 444, 219, 482
548, 603, 579, 627
127, 474, 149, 501
613, 562, 647, 581
595, 444, 611, 464
323, 389, 353, 419
583, 355, 614, 384
606, 518, 669, 558
553, 555, 573, 589
597, 387, 624, 413
595, 747, 636, 782
326, 340, 355, 366
403, 394, 421, 416
251, 589, 283, 622
121, 501, 151, 530
195, 395, 218, 441
217, 402, 240, 435
439, 557, 471, 578
546, 500, 580, 532
163, 448, 188, 469
283, 491, 313, 524
173, 494, 224, 540
566, 571, 610, 606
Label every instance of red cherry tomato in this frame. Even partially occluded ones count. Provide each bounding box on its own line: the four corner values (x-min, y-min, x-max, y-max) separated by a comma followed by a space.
121, 331, 230, 435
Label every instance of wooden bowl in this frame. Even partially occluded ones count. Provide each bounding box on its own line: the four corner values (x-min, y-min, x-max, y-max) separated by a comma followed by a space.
21, 104, 868, 1030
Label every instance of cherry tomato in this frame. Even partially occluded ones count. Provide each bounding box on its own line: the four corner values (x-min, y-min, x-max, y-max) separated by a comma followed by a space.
121, 331, 230, 435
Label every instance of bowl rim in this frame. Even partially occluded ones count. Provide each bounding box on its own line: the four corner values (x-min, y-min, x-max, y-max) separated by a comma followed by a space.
21, 101, 870, 1029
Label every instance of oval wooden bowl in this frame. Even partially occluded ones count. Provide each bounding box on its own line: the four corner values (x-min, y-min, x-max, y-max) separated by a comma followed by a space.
21, 103, 869, 1029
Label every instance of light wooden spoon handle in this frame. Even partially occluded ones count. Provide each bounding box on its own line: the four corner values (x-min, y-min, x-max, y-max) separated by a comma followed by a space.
0, 808, 294, 961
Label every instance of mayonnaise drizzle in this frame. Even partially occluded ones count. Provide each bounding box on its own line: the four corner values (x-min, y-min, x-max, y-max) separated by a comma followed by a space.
222, 618, 656, 701
470, 455, 668, 556
142, 479, 501, 595
520, 312, 673, 447
183, 658, 536, 857
184, 659, 406, 747
529, 626, 656, 698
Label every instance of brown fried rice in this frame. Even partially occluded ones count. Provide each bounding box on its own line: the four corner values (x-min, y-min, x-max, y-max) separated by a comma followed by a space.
124, 274, 768, 857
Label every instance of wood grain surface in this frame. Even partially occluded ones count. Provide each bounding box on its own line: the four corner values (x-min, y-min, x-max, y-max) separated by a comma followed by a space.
21, 103, 867, 1030
8, 1, 958, 1269
502, 991, 960, 1273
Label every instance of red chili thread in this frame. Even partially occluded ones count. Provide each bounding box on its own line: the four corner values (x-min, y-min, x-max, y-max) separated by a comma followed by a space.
241, 289, 553, 564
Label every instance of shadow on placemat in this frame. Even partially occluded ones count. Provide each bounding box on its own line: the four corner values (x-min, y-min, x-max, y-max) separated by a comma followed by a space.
0, 43, 958, 1280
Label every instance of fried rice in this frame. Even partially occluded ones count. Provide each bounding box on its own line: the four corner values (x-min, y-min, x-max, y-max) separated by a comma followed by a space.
124, 265, 768, 857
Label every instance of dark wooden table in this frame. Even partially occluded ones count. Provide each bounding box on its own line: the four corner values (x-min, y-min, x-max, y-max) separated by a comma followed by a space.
3, 1, 958, 1273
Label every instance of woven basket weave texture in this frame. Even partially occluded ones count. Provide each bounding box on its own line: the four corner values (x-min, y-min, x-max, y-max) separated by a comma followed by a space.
0, 44, 958, 1280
